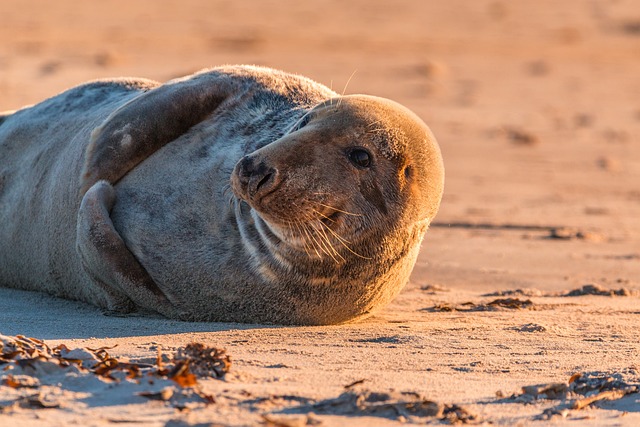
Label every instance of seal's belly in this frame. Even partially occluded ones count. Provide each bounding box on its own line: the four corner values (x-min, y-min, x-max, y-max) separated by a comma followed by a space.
109, 113, 290, 312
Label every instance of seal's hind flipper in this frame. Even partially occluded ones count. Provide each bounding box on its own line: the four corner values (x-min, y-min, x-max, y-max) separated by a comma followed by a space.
81, 72, 242, 194
76, 180, 183, 318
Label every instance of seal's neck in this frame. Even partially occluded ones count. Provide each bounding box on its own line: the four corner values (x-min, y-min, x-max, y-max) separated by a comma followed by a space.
233, 199, 428, 324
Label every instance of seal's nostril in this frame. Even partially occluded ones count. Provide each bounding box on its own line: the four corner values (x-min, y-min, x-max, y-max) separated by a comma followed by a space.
256, 172, 273, 192
234, 156, 277, 200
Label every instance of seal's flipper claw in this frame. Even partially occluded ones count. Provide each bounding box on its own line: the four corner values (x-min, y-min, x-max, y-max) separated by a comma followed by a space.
76, 180, 182, 318
80, 72, 238, 194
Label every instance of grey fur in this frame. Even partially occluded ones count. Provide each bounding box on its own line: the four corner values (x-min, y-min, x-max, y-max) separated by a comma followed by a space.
0, 66, 444, 325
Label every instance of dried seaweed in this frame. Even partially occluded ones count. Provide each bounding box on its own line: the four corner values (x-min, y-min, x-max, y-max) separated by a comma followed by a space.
426, 298, 535, 312
563, 284, 635, 297
261, 414, 320, 427
487, 298, 534, 309
1, 335, 229, 383
420, 284, 450, 294
2, 374, 40, 388
310, 390, 443, 418
289, 389, 481, 424
505, 372, 639, 419
167, 361, 198, 387
0, 334, 228, 410
344, 379, 366, 389
546, 227, 604, 241
442, 404, 479, 424
174, 343, 231, 379
483, 288, 544, 297
510, 323, 547, 333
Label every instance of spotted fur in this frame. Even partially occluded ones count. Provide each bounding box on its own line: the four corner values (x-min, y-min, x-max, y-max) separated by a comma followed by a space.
0, 66, 444, 325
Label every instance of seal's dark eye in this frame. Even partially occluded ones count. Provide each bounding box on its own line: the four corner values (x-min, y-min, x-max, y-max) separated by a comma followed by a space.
348, 148, 371, 168
293, 114, 311, 131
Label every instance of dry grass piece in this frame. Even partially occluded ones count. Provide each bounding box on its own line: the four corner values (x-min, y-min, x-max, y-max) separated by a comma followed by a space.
572, 390, 629, 410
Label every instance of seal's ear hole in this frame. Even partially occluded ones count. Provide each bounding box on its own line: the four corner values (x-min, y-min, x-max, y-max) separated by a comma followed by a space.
404, 165, 413, 179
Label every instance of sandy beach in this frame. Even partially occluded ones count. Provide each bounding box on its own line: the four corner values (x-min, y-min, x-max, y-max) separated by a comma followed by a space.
1, 0, 639, 425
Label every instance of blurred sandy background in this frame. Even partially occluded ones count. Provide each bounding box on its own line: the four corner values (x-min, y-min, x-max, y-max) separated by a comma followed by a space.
1, 1, 639, 425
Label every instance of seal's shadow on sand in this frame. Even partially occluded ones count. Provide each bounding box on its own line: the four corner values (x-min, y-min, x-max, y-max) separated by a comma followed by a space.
0, 288, 282, 339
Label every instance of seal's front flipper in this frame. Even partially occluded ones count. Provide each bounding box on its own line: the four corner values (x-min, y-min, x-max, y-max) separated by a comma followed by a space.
76, 180, 182, 318
81, 71, 241, 194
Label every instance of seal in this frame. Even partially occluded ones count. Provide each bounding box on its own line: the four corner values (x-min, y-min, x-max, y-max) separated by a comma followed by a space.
0, 65, 444, 325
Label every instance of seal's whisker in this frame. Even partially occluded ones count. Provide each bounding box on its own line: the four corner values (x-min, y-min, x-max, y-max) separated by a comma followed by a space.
315, 220, 345, 262
337, 70, 357, 109
293, 221, 313, 258
290, 202, 323, 224
312, 210, 351, 244
316, 218, 372, 260
313, 209, 339, 226
307, 221, 338, 262
367, 119, 385, 128
307, 221, 332, 258
314, 202, 362, 217
311, 220, 337, 254
287, 220, 304, 255
286, 203, 327, 259
227, 191, 239, 208
300, 223, 323, 259
221, 184, 235, 206
309, 221, 343, 263
299, 223, 316, 256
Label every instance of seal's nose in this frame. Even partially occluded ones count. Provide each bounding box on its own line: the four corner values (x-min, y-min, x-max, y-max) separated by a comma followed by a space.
236, 155, 279, 199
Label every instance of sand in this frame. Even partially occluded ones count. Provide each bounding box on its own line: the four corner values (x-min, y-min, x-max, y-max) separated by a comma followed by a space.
1, 0, 639, 425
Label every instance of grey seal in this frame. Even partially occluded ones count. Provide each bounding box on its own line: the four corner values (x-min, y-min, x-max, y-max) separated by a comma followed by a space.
0, 65, 444, 325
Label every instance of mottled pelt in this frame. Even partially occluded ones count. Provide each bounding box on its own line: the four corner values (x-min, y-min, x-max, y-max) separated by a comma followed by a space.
0, 66, 444, 325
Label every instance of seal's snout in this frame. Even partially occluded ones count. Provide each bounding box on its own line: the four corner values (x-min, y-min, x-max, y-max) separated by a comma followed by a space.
235, 155, 279, 200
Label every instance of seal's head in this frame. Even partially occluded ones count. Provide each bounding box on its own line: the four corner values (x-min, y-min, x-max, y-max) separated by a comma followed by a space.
231, 94, 444, 270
